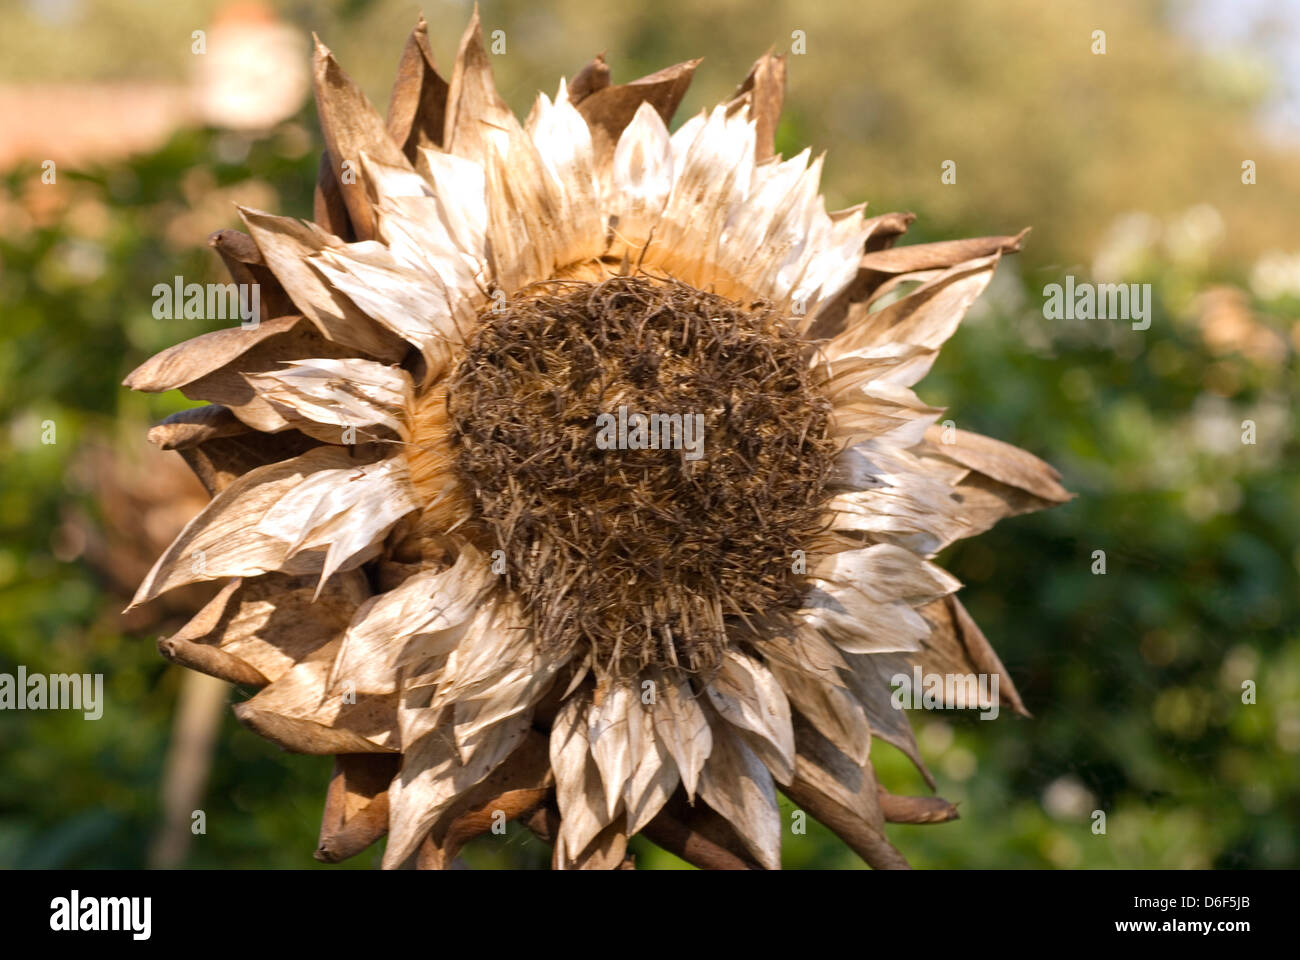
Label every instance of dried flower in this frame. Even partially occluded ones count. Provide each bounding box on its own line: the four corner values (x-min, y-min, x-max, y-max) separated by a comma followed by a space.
126, 10, 1070, 869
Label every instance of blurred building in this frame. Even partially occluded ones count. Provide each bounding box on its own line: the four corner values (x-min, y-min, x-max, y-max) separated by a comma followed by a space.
0, 1, 308, 171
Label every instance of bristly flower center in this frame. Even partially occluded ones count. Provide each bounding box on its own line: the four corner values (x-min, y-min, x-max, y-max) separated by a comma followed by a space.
447, 276, 835, 676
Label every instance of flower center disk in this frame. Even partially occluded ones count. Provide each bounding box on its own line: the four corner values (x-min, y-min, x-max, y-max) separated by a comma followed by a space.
448, 276, 835, 676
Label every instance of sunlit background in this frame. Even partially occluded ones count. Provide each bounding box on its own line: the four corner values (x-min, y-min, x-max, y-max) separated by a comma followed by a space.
1, 0, 1297, 869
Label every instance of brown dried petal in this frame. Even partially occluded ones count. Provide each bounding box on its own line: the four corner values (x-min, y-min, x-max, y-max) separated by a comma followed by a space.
312, 36, 413, 240
386, 14, 449, 160
418, 730, 553, 869
911, 594, 1031, 718
725, 50, 786, 162
923, 424, 1072, 505
839, 650, 935, 788
567, 54, 611, 104
233, 638, 400, 755
239, 207, 409, 362
165, 569, 368, 685
208, 229, 297, 319
558, 820, 629, 870
442, 8, 514, 167
123, 315, 304, 395
168, 418, 320, 496
316, 754, 400, 863
576, 58, 700, 170
641, 804, 758, 870
878, 786, 959, 824
313, 151, 354, 241
146, 404, 250, 453
782, 712, 909, 870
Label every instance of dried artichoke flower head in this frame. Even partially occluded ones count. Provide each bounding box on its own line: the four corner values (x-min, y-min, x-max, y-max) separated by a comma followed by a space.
126, 9, 1071, 870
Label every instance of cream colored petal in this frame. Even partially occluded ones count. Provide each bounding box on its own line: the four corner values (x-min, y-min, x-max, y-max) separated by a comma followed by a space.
650, 670, 711, 801
829, 532, 944, 603
623, 723, 679, 837
697, 723, 782, 870
814, 542, 962, 603
451, 653, 565, 756
375, 197, 485, 311
255, 453, 419, 594
329, 545, 493, 695
705, 649, 795, 783
360, 149, 486, 297
814, 342, 938, 406
792, 206, 874, 326
828, 381, 943, 449
803, 544, 962, 654
357, 150, 432, 206
130, 447, 368, 608
480, 134, 562, 292
758, 623, 849, 689
801, 584, 929, 655
238, 207, 407, 363
657, 104, 756, 290
588, 682, 641, 819
446, 605, 569, 756
606, 100, 673, 257
311, 241, 461, 379
720, 148, 813, 296
397, 660, 451, 747
450, 665, 536, 759
233, 637, 399, 755
767, 660, 871, 766
244, 357, 413, 445
825, 254, 1004, 373
416, 147, 489, 268
811, 341, 933, 407
825, 443, 974, 557
550, 695, 616, 863
826, 490, 968, 558
168, 570, 368, 686
667, 109, 706, 174
757, 156, 826, 305
430, 598, 532, 712
382, 711, 530, 868
529, 84, 604, 268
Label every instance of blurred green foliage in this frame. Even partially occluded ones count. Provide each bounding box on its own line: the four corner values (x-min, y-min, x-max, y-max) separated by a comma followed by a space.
0, 0, 1297, 869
